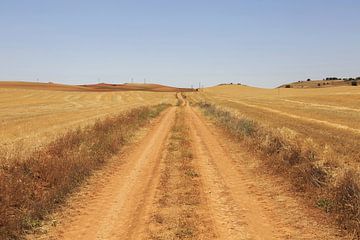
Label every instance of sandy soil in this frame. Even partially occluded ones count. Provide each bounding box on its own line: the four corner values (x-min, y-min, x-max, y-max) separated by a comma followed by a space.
27, 100, 347, 239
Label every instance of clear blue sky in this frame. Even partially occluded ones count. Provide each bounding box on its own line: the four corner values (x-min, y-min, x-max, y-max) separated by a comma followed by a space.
1, 0, 359, 88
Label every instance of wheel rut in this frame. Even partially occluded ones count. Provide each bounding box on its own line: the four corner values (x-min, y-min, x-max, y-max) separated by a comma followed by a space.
29, 107, 176, 240
185, 104, 345, 239
27, 99, 346, 240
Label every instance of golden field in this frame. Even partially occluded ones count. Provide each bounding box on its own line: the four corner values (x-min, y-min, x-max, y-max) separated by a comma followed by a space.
0, 84, 176, 152
187, 85, 360, 166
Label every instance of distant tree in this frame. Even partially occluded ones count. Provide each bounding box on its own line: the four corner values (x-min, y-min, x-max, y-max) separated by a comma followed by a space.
307, 79, 311, 81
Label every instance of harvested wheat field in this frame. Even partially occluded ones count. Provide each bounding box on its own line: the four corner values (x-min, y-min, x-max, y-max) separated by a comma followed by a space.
1, 84, 359, 240
0, 82, 178, 153
188, 85, 360, 165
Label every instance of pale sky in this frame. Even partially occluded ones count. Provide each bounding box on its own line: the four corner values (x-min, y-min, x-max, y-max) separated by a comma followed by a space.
0, 0, 359, 88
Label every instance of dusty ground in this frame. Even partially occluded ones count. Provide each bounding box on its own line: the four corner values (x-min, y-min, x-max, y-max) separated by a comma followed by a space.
27, 98, 348, 239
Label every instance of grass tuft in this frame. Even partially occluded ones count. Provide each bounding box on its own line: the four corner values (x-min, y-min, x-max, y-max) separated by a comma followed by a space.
334, 169, 360, 236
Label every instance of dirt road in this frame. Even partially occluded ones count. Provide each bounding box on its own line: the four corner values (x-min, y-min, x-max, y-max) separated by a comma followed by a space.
30, 107, 176, 240
29, 102, 346, 239
185, 106, 344, 239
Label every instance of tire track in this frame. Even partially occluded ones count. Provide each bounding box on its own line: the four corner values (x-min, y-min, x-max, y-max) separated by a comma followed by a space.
146, 107, 217, 240
281, 99, 360, 113
186, 104, 344, 239
221, 98, 360, 134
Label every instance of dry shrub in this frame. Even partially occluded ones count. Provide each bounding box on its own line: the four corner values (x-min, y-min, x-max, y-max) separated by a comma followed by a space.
0, 104, 169, 240
254, 127, 327, 191
200, 102, 257, 138
334, 169, 360, 238
197, 101, 360, 237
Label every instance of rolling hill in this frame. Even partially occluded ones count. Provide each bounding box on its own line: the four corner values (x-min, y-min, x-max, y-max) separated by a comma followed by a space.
0, 81, 194, 92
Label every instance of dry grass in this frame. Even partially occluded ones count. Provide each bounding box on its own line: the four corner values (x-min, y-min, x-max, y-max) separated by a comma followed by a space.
188, 85, 360, 165
0, 104, 169, 240
0, 87, 176, 153
196, 102, 360, 238
334, 170, 360, 237
148, 107, 215, 239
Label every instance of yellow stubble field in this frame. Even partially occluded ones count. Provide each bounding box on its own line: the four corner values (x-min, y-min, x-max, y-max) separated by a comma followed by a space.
187, 85, 360, 166
0, 86, 176, 153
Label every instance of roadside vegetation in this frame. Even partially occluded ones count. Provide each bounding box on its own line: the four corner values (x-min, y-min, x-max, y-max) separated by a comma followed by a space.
148, 107, 215, 239
196, 101, 359, 238
0, 104, 169, 240
188, 85, 360, 164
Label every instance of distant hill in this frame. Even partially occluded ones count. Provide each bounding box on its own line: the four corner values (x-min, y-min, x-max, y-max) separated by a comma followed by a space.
0, 81, 194, 92
279, 79, 359, 89
80, 83, 194, 92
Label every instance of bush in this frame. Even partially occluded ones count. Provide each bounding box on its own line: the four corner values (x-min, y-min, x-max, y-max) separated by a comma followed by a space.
334, 170, 360, 238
